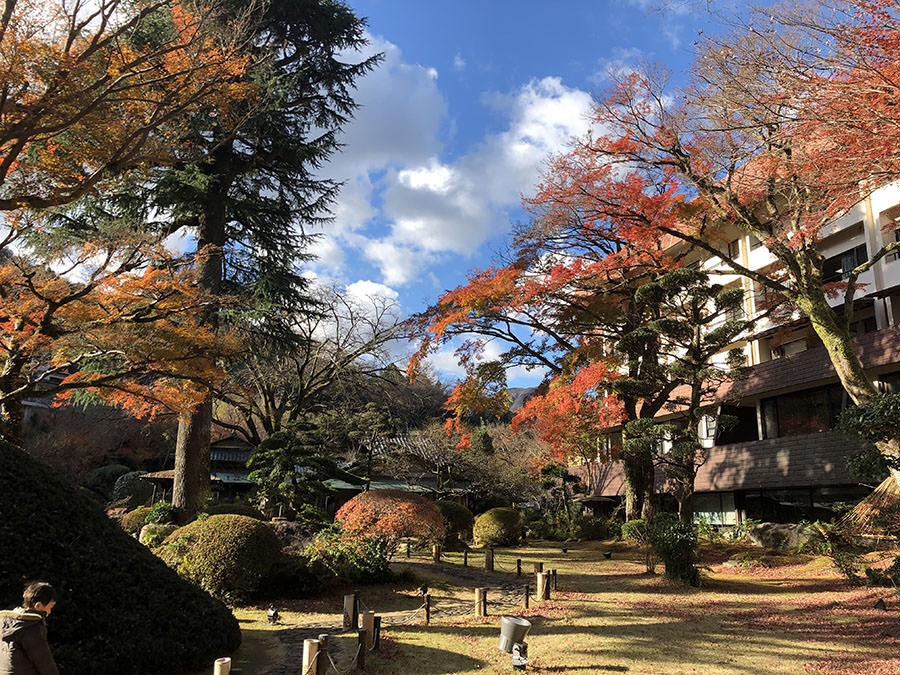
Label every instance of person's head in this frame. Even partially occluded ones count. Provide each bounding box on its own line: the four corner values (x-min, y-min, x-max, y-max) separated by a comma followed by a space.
23, 582, 57, 616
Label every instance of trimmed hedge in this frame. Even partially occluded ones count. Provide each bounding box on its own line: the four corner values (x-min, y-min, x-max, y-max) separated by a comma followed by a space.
0, 439, 241, 674
159, 515, 282, 602
473, 507, 523, 547
111, 470, 152, 509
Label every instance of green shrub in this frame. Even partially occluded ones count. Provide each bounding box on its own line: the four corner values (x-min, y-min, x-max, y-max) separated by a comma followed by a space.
473, 494, 512, 514
204, 502, 265, 520
0, 439, 240, 674
526, 519, 554, 540
575, 515, 622, 541
159, 515, 282, 603
436, 500, 474, 542
864, 556, 900, 587
473, 507, 523, 547
648, 513, 700, 586
622, 519, 649, 544
111, 471, 152, 510
306, 525, 392, 584
84, 464, 131, 500
121, 506, 151, 535
257, 550, 328, 598
145, 501, 174, 525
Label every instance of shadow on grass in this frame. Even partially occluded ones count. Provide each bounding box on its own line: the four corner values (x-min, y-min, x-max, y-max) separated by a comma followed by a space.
371, 641, 486, 673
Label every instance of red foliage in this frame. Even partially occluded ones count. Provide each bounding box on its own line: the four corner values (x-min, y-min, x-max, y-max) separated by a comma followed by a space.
335, 489, 446, 554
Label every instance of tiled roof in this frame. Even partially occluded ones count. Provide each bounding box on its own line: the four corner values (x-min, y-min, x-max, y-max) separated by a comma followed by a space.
591, 431, 873, 497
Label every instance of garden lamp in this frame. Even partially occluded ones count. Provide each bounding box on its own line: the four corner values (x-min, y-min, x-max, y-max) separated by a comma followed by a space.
498, 615, 531, 670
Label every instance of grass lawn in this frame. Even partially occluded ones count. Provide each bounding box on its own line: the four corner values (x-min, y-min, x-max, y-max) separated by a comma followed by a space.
228, 540, 900, 674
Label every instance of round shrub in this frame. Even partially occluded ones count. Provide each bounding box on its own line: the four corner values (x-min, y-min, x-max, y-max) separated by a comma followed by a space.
160, 514, 282, 602
648, 513, 699, 586
575, 515, 622, 541
0, 439, 240, 674
473, 507, 523, 547
306, 525, 392, 584
111, 471, 152, 510
436, 500, 474, 541
204, 502, 265, 520
85, 464, 131, 500
622, 519, 649, 544
121, 506, 151, 535
335, 489, 445, 557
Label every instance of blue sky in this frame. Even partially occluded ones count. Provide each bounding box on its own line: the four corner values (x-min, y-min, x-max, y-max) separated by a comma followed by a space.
310, 0, 726, 385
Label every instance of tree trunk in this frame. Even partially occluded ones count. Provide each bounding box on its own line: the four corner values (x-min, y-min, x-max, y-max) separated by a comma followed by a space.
623, 448, 654, 521
171, 149, 230, 521
678, 480, 695, 525
173, 394, 213, 522
0, 396, 23, 445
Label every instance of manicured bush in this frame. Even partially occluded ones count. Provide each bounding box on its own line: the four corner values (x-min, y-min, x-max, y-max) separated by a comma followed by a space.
204, 502, 265, 520
159, 514, 282, 602
111, 470, 152, 509
473, 507, 523, 547
121, 506, 152, 534
622, 519, 649, 544
648, 513, 700, 586
0, 439, 240, 674
335, 489, 445, 556
436, 500, 474, 543
84, 464, 131, 500
473, 494, 511, 514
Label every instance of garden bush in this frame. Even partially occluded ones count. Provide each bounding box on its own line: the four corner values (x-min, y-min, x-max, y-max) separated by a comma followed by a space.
139, 523, 178, 547
306, 525, 392, 584
648, 513, 700, 586
335, 489, 445, 556
473, 507, 523, 547
436, 500, 474, 544
204, 502, 265, 520
574, 515, 622, 541
622, 519, 649, 543
0, 439, 240, 674
111, 470, 152, 510
145, 500, 174, 524
121, 506, 151, 534
159, 514, 282, 603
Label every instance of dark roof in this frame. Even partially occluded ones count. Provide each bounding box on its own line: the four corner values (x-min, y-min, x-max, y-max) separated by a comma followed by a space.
210, 449, 253, 464
210, 434, 255, 451
592, 431, 872, 497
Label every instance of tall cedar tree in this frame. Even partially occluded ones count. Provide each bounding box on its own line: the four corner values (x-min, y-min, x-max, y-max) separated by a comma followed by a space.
69, 0, 379, 520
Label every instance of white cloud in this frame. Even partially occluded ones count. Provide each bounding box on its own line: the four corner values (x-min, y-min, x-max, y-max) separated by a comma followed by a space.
592, 47, 646, 84
453, 52, 466, 71
315, 38, 594, 288
346, 279, 400, 302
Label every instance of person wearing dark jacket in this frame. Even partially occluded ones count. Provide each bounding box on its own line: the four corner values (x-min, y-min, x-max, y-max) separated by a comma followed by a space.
0, 582, 59, 675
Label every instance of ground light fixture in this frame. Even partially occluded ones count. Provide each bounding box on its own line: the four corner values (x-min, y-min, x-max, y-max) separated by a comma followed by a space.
498, 615, 531, 670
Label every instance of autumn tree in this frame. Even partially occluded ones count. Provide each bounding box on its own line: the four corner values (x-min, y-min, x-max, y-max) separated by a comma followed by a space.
335, 489, 445, 557
0, 228, 228, 443
530, 0, 900, 496
0, 0, 256, 211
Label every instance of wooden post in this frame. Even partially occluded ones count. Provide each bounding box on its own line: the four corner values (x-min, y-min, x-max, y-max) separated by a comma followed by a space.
432, 544, 441, 563
343, 594, 358, 629
475, 588, 486, 617
516, 558, 522, 577
356, 630, 367, 671
463, 549, 468, 567
424, 593, 431, 625
523, 584, 529, 609
302, 639, 319, 675
537, 572, 551, 600
533, 561, 543, 574
316, 635, 329, 675
373, 616, 381, 650
406, 540, 411, 558
361, 611, 376, 650
213, 657, 231, 675
484, 547, 494, 572
552, 568, 558, 591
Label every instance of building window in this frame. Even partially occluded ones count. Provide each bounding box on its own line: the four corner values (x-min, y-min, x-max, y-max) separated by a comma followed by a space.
822, 243, 868, 283
749, 235, 763, 250
727, 239, 741, 259
760, 384, 847, 438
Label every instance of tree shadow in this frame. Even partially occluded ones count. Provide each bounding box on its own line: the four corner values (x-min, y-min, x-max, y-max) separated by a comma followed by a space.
371, 642, 486, 674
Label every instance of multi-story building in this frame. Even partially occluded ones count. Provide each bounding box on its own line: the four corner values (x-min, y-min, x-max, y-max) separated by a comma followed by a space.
586, 182, 900, 524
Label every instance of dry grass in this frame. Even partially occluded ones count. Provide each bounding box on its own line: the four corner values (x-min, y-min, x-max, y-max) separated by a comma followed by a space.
223, 540, 900, 674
